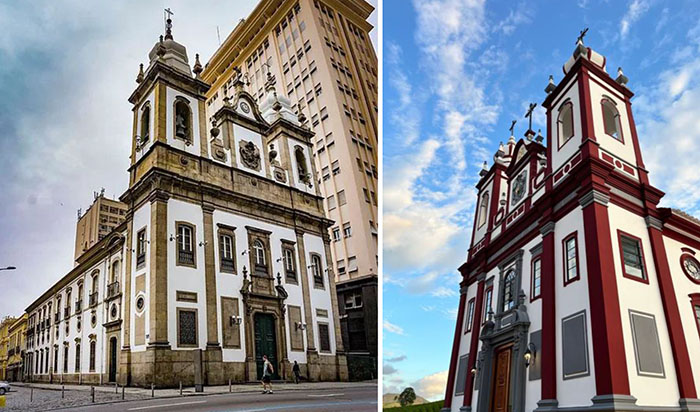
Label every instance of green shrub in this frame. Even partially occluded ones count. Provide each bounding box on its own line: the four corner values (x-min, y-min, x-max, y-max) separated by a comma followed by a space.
384, 399, 444, 412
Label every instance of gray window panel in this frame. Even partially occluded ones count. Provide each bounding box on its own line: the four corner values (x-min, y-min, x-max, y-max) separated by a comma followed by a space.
629, 310, 665, 378
454, 354, 469, 396
562, 310, 590, 379
529, 330, 542, 381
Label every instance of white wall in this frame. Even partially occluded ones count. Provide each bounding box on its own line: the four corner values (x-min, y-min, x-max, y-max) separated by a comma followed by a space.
550, 75, 583, 175
130, 201, 151, 352
233, 124, 266, 178
304, 233, 337, 356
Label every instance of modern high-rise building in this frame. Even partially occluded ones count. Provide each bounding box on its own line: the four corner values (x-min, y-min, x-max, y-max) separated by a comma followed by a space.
74, 192, 127, 261
202, 0, 378, 379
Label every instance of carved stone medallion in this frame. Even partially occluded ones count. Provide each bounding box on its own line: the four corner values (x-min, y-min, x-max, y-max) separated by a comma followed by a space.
511, 172, 526, 205
239, 140, 261, 171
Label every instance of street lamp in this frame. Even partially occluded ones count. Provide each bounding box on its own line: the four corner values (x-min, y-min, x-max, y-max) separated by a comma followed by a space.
0, 266, 16, 271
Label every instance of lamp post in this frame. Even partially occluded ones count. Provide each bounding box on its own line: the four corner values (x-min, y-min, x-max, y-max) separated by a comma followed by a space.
0, 266, 16, 271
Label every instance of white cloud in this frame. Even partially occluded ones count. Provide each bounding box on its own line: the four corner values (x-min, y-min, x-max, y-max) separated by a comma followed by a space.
620, 0, 651, 39
493, 2, 533, 35
431, 286, 458, 298
384, 364, 399, 375
412, 370, 449, 401
384, 320, 407, 336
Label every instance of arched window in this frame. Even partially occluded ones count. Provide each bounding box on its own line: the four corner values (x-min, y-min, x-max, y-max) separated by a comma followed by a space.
174, 98, 192, 143
311, 254, 324, 288
254, 240, 266, 266
140, 104, 150, 142
75, 343, 80, 372
477, 193, 489, 228
91, 272, 98, 294
111, 260, 120, 283
502, 270, 517, 312
294, 146, 310, 184
557, 101, 574, 148
601, 98, 623, 141
89, 340, 96, 372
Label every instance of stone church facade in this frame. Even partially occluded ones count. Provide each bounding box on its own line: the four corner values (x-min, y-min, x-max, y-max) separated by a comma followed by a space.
443, 37, 700, 411
25, 19, 347, 387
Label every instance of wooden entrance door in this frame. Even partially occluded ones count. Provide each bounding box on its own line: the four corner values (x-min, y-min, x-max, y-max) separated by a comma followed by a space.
254, 313, 278, 380
108, 337, 117, 382
491, 345, 512, 412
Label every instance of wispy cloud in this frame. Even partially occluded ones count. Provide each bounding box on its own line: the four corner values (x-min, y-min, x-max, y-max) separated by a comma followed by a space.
493, 2, 534, 35
384, 320, 407, 336
412, 370, 449, 400
620, 0, 651, 39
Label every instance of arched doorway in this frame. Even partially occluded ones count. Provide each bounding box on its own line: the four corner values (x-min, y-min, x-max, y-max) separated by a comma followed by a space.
108, 337, 117, 382
254, 313, 278, 380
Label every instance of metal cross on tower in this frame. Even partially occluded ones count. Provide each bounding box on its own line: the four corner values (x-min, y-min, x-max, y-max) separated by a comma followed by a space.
164, 8, 174, 39
509, 120, 517, 136
577, 27, 588, 44
524, 103, 537, 131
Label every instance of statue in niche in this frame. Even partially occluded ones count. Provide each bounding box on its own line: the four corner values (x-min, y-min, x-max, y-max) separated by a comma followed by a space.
239, 140, 261, 171
294, 146, 311, 185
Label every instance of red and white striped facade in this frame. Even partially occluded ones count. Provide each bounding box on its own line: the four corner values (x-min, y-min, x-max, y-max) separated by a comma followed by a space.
442, 40, 700, 412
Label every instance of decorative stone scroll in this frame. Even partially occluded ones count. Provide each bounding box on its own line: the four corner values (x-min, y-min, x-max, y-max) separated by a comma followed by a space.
239, 140, 261, 171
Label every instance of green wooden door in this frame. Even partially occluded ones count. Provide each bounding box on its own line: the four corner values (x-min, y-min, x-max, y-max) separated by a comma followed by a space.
254, 313, 278, 380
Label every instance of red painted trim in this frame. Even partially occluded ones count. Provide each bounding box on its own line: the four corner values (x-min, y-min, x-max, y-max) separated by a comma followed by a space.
690, 293, 700, 343
600, 98, 625, 144
680, 254, 700, 285
556, 100, 575, 151
540, 229, 557, 400
616, 229, 649, 284
647, 227, 698, 398
465, 297, 476, 333
530, 255, 542, 302
624, 99, 648, 184
581, 200, 631, 395
489, 171, 503, 232
562, 231, 581, 286
682, 247, 696, 255
578, 67, 596, 144
463, 282, 485, 406
442, 293, 467, 407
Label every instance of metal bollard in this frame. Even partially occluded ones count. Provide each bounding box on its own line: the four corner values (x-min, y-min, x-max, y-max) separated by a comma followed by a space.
30, 387, 33, 402
122, 384, 125, 400
179, 381, 182, 396
91, 386, 95, 403
151, 383, 154, 398
229, 378, 231, 393
62, 384, 65, 399
115, 382, 118, 394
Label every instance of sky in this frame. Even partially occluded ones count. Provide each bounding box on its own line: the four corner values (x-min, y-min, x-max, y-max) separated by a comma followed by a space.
0, 0, 376, 318
382, 0, 700, 401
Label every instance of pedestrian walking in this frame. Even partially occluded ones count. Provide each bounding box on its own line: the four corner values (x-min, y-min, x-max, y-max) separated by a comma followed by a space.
261, 355, 274, 394
292, 360, 301, 384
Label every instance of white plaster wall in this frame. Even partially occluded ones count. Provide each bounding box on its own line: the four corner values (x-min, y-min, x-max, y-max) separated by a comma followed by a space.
550, 75, 583, 174
303, 233, 337, 356
608, 204, 680, 406
450, 280, 479, 409
587, 73, 638, 173
167, 199, 207, 350
554, 207, 596, 407
135, 89, 155, 162
287, 137, 316, 194
663, 235, 700, 389
166, 87, 201, 157
212, 209, 309, 363
472, 179, 494, 246
233, 124, 266, 178
130, 202, 151, 352
521, 236, 543, 412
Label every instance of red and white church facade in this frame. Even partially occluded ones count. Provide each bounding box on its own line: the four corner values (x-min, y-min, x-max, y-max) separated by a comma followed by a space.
442, 37, 700, 412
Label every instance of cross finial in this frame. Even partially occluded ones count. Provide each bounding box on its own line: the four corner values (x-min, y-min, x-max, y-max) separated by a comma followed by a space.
524, 102, 537, 131
576, 27, 588, 45
164, 8, 174, 40
508, 120, 517, 136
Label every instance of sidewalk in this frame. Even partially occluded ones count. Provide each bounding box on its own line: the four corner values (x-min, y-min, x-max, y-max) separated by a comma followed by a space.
12, 379, 376, 397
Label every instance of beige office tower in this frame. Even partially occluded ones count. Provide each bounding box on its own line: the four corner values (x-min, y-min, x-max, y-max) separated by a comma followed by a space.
202, 0, 378, 379
74, 192, 127, 261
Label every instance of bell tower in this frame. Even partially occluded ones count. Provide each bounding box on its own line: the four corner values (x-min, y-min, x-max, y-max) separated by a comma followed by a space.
127, 14, 210, 188
542, 29, 648, 189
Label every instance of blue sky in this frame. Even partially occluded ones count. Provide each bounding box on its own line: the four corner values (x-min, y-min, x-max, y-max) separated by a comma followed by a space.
382, 0, 700, 400
0, 1, 375, 320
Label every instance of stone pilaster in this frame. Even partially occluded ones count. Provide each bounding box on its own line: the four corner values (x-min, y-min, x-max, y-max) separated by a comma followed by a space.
294, 229, 317, 352
202, 205, 220, 348
154, 83, 167, 144
148, 191, 169, 347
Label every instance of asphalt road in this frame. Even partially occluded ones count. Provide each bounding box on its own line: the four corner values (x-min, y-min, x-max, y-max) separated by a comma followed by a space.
66, 385, 378, 412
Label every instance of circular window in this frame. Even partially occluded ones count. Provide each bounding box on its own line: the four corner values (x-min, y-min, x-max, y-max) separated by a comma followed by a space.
681, 254, 700, 284
91, 314, 97, 327
77, 318, 81, 332
136, 296, 145, 312
110, 304, 118, 319
240, 102, 251, 113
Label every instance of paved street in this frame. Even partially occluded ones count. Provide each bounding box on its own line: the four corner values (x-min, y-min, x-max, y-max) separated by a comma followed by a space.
0, 382, 377, 411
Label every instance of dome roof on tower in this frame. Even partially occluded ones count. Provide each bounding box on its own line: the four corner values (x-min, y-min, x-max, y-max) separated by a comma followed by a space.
146, 18, 192, 76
